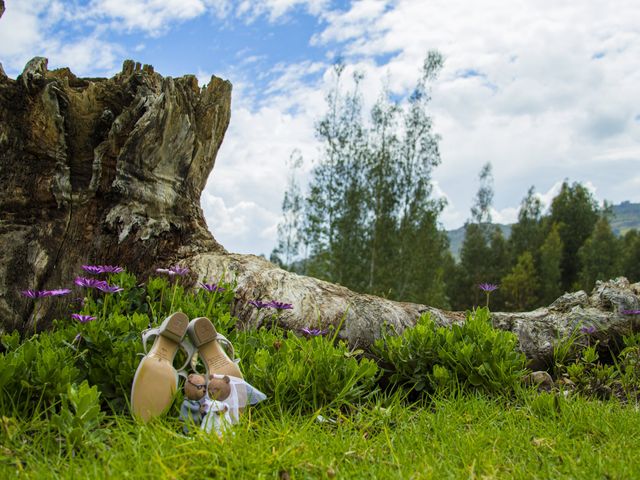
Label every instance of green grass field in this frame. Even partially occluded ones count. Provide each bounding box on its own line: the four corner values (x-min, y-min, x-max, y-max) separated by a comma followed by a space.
3, 392, 640, 479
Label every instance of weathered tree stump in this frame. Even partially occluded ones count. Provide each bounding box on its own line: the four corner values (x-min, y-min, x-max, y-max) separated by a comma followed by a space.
1, 58, 638, 370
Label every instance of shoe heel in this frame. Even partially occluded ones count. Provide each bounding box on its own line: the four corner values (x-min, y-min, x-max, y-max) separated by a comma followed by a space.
187, 317, 217, 346
159, 312, 189, 343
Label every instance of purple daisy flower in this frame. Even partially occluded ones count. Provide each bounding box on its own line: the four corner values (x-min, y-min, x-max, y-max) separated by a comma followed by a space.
96, 283, 124, 294
21, 290, 44, 299
621, 309, 640, 315
43, 288, 72, 297
249, 300, 272, 309
71, 314, 96, 323
269, 301, 293, 310
82, 265, 124, 274
478, 283, 499, 292
200, 282, 226, 293
21, 288, 72, 298
75, 277, 109, 289
580, 325, 596, 334
300, 327, 328, 337
156, 265, 189, 276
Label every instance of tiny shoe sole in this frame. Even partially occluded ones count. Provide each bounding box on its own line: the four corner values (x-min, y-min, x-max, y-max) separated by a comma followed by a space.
187, 317, 243, 379
131, 312, 189, 422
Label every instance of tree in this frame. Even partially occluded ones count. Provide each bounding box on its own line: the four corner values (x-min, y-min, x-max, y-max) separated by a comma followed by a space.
487, 229, 510, 310
283, 53, 449, 306
577, 217, 622, 291
470, 162, 494, 227
621, 230, 640, 282
538, 223, 564, 304
452, 223, 492, 309
549, 181, 599, 291
450, 162, 498, 309
271, 151, 304, 269
502, 251, 539, 311
303, 65, 369, 287
509, 186, 544, 263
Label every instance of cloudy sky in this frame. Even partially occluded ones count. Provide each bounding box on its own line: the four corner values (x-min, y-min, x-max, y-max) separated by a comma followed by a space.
1, 0, 639, 256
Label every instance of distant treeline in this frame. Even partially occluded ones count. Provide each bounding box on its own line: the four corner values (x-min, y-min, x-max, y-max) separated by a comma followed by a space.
270, 55, 640, 311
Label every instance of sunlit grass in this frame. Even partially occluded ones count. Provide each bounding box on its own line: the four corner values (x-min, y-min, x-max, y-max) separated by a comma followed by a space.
3, 391, 640, 479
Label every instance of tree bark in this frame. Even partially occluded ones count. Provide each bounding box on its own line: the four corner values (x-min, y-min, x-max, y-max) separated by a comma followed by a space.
1, 60, 638, 370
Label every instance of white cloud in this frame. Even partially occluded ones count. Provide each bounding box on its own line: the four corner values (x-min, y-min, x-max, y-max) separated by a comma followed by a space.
301, 0, 640, 231
86, 0, 207, 35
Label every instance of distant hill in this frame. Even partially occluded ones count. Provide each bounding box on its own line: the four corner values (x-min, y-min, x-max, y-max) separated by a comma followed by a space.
446, 201, 640, 259
610, 201, 640, 235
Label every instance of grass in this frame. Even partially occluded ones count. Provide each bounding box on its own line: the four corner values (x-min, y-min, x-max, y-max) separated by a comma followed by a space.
2, 391, 640, 479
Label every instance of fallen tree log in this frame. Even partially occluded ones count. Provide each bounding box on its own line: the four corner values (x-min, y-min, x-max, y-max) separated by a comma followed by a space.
1, 58, 638, 370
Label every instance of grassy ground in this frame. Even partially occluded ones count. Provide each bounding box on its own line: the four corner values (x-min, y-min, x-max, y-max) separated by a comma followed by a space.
3, 392, 640, 479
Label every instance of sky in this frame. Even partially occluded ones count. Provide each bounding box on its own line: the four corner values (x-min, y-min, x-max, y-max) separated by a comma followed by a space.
1, 0, 639, 256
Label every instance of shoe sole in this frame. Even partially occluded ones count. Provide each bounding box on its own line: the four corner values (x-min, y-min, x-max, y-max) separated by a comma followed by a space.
187, 317, 243, 379
131, 312, 189, 422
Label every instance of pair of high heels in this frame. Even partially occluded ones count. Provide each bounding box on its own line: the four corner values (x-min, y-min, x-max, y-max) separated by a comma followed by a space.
130, 313, 242, 422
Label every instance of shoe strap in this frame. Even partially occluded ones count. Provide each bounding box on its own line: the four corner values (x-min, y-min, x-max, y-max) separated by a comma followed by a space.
141, 327, 194, 372
215, 332, 235, 360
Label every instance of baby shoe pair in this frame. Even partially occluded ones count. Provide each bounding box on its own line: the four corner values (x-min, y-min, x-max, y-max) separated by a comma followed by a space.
130, 313, 242, 422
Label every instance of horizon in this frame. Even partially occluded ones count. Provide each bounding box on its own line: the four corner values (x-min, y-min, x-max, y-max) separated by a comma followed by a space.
1, 0, 639, 256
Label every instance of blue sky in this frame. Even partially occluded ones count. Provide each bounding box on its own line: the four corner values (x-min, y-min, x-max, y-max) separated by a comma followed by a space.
1, 0, 639, 256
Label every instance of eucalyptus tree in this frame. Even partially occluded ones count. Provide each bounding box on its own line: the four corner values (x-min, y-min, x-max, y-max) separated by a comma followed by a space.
276, 53, 449, 306
270, 151, 304, 269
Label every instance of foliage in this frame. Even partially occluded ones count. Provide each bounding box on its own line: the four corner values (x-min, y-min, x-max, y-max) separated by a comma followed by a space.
538, 222, 564, 304
0, 329, 82, 417
578, 216, 622, 291
549, 181, 600, 291
50, 381, 107, 453
373, 308, 527, 395
233, 327, 380, 413
0, 270, 238, 418
274, 54, 451, 307
621, 229, 640, 282
502, 251, 539, 310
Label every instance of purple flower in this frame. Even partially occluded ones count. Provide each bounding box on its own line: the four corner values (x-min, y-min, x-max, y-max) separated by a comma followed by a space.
269, 301, 293, 310
21, 290, 44, 299
479, 283, 499, 292
74, 333, 82, 342
96, 283, 124, 294
300, 327, 328, 337
580, 325, 596, 334
21, 288, 71, 298
156, 265, 189, 276
621, 309, 640, 315
44, 288, 72, 297
75, 277, 109, 289
82, 265, 124, 275
71, 314, 96, 323
249, 300, 272, 309
200, 283, 226, 293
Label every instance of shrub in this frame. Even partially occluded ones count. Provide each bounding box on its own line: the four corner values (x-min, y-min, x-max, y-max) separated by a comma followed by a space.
50, 381, 107, 453
372, 308, 527, 395
234, 327, 380, 413
1, 270, 239, 418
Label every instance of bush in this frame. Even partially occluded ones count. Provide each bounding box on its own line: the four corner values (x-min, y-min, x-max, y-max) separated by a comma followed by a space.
372, 308, 527, 395
1, 270, 239, 418
234, 327, 380, 413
